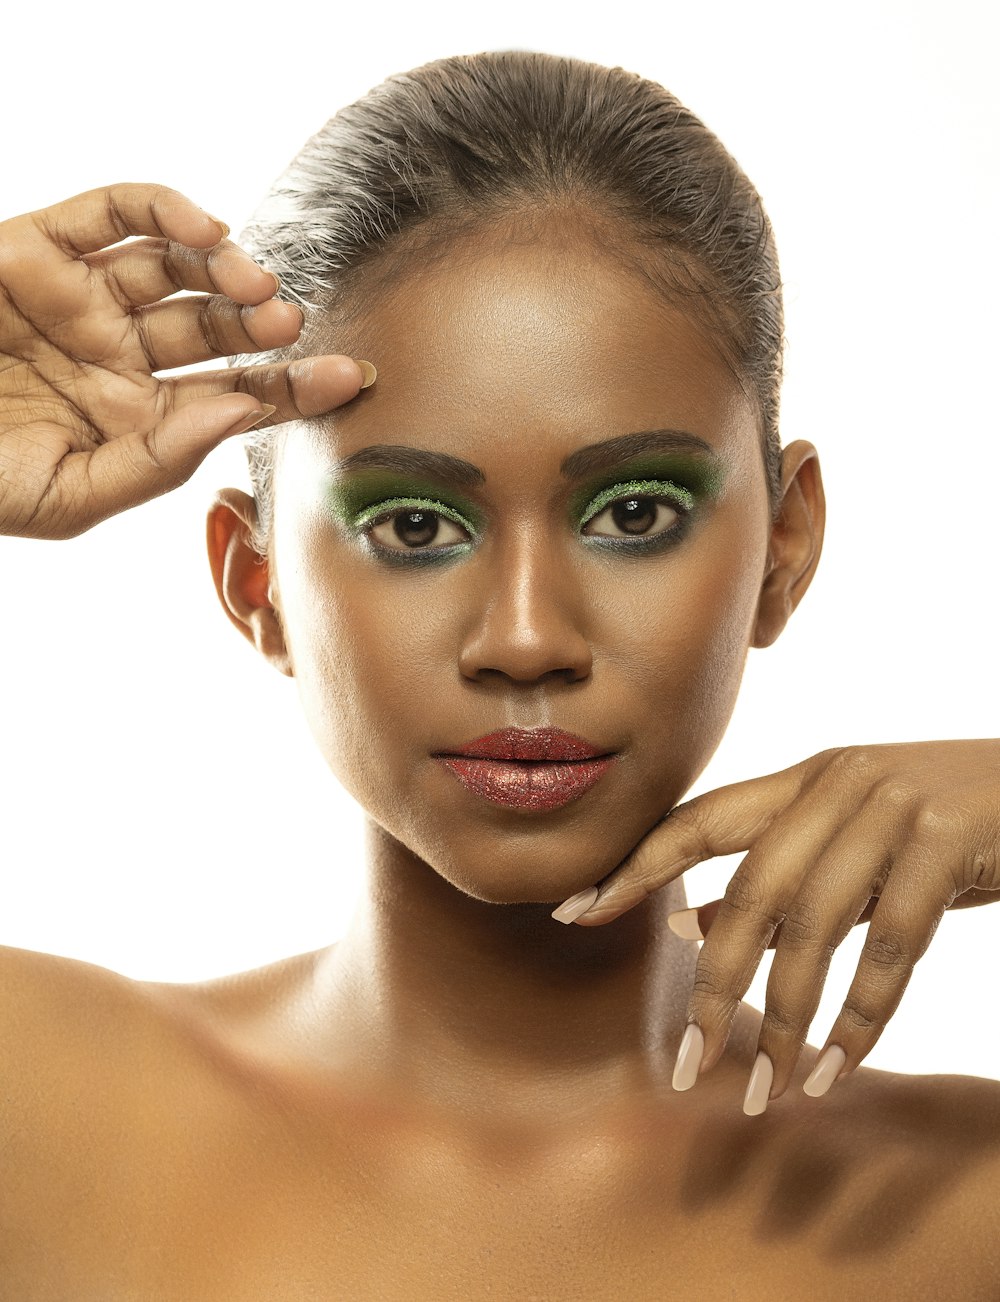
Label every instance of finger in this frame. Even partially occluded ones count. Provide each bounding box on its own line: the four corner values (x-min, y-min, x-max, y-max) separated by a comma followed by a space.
804, 836, 952, 1097
26, 396, 276, 538
568, 751, 828, 926
674, 891, 883, 946
676, 768, 856, 1081
164, 353, 373, 427
749, 795, 907, 1102
132, 293, 304, 372
28, 183, 227, 257
84, 237, 279, 310
942, 885, 1000, 910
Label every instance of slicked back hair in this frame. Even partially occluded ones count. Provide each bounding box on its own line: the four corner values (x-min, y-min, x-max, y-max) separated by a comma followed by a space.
229, 50, 785, 561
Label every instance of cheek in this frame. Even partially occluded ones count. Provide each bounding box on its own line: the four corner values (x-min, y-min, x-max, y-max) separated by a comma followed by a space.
282, 554, 449, 805
605, 525, 764, 767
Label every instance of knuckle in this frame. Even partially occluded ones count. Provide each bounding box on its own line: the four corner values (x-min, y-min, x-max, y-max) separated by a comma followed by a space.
840, 999, 878, 1033
862, 926, 912, 969
776, 901, 825, 948
760, 1004, 807, 1041
198, 295, 227, 356
911, 801, 962, 842
691, 961, 732, 1006
720, 870, 765, 917
824, 745, 879, 783
966, 845, 1000, 892
205, 243, 228, 279
872, 776, 919, 814
161, 242, 187, 293
235, 359, 289, 406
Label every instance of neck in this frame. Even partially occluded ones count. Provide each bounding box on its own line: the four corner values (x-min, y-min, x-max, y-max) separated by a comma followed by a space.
302, 817, 713, 1131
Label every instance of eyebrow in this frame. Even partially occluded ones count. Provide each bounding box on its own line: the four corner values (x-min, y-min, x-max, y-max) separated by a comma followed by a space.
333, 429, 720, 487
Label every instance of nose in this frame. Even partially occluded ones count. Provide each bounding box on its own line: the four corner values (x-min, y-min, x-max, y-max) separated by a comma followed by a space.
456, 527, 593, 685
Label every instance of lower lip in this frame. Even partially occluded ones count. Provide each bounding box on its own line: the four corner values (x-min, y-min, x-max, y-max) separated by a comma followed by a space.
433, 755, 616, 811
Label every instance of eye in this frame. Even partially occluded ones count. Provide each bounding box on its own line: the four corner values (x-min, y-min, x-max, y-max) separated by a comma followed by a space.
366, 504, 471, 553
581, 492, 686, 541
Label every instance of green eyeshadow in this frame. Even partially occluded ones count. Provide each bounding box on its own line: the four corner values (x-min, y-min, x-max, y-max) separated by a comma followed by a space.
327, 471, 485, 537
325, 450, 726, 559
569, 454, 726, 525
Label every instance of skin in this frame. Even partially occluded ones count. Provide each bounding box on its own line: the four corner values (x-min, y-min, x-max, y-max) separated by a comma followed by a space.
3, 184, 999, 1296
205, 209, 826, 1142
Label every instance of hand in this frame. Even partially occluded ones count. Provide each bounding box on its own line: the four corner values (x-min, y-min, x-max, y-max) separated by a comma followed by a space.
555, 740, 1000, 1105
0, 182, 373, 540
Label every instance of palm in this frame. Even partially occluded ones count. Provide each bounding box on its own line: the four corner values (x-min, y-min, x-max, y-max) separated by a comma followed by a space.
0, 183, 365, 540
1, 232, 164, 456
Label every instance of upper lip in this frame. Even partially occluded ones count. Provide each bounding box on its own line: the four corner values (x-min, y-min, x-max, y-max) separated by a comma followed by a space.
434, 727, 614, 762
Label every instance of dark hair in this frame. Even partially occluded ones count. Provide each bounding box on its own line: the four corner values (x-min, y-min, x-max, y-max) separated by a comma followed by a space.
230, 49, 784, 561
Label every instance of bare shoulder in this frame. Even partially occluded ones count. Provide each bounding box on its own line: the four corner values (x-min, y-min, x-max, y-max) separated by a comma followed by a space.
0, 943, 163, 1182
829, 1060, 1000, 1293
0, 941, 150, 1061
849, 1059, 1000, 1160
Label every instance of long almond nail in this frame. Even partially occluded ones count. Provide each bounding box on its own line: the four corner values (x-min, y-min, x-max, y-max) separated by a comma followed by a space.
672, 1022, 704, 1091
551, 887, 599, 925
743, 1051, 773, 1116
667, 908, 704, 941
803, 1044, 847, 1097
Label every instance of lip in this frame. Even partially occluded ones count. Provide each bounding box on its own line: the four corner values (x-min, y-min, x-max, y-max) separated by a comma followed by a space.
431, 727, 618, 812
434, 754, 617, 811
433, 726, 612, 762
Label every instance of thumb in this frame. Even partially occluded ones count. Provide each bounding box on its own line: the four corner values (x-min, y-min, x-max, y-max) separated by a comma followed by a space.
143, 398, 277, 481
89, 398, 275, 519
563, 756, 819, 927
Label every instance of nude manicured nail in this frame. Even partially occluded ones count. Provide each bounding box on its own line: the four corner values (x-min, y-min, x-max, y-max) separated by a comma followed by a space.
203, 213, 230, 238
672, 1022, 704, 1091
667, 908, 704, 941
355, 359, 377, 388
551, 887, 599, 924
803, 1044, 847, 1097
743, 1051, 773, 1116
226, 404, 276, 436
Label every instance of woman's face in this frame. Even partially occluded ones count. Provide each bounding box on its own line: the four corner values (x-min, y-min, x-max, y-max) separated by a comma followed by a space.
262, 223, 778, 904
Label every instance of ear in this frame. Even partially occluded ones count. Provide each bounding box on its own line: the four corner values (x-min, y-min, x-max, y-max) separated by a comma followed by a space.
205, 488, 294, 677
751, 440, 826, 649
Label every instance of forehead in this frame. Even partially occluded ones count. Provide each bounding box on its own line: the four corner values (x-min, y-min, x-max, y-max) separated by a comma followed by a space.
290, 224, 759, 481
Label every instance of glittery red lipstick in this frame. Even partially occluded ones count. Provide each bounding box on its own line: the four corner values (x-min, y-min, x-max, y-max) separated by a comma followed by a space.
433, 727, 617, 810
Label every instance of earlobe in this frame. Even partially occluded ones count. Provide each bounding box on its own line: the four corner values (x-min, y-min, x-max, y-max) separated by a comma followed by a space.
205, 488, 294, 677
751, 441, 826, 650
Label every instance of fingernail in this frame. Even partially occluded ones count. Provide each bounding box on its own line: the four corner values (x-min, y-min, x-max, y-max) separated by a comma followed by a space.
203, 212, 230, 238
803, 1044, 847, 1097
672, 1022, 704, 1091
551, 887, 599, 925
355, 359, 377, 388
743, 1050, 773, 1116
226, 403, 276, 437
667, 908, 704, 941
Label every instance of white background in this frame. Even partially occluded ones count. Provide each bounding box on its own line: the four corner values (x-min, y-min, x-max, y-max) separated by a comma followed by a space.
2, 0, 997, 1083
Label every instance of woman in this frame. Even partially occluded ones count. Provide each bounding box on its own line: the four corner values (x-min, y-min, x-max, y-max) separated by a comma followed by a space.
1, 49, 998, 1299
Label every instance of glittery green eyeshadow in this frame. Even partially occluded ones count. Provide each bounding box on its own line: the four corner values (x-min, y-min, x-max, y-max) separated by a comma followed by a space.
568, 454, 724, 525
579, 478, 694, 528
327, 472, 484, 538
326, 450, 725, 566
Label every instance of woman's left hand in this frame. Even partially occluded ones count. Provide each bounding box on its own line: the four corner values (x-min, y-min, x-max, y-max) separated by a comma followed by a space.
557, 739, 1000, 1103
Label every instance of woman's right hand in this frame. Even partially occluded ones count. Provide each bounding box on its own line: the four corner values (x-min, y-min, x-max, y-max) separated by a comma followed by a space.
0, 183, 370, 540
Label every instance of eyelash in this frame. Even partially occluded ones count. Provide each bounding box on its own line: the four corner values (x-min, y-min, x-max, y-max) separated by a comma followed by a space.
355, 481, 695, 566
